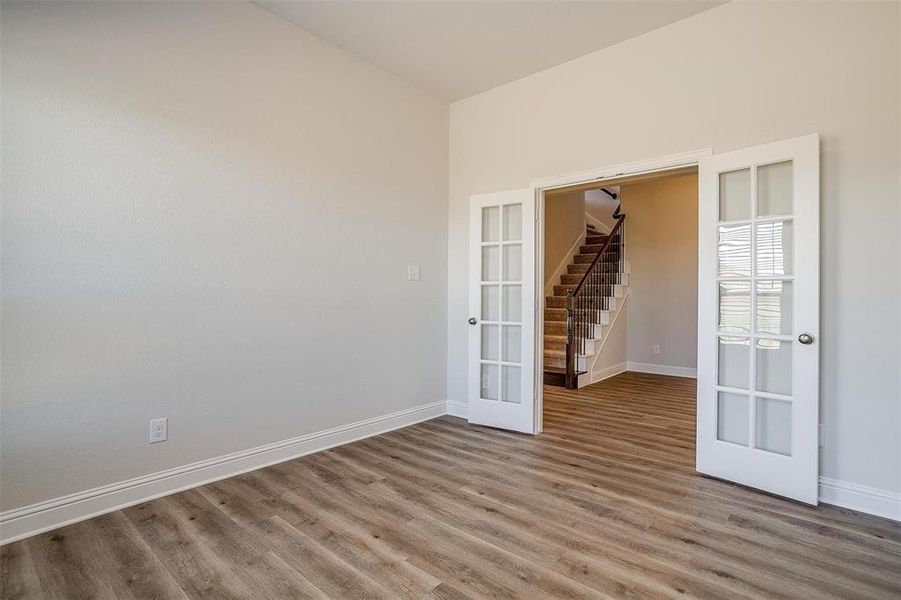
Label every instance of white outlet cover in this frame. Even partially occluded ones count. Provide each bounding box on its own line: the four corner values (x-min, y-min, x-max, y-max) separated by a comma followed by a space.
407, 264, 421, 281
149, 417, 168, 444
653, 345, 661, 354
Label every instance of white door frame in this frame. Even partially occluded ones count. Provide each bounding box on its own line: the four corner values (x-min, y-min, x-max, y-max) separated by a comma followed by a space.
529, 148, 713, 433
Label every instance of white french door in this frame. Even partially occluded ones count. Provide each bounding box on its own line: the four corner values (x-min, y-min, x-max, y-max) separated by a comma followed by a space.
468, 189, 536, 433
697, 134, 820, 504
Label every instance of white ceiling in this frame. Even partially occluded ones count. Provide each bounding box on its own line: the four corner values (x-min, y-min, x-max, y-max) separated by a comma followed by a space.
255, 1, 726, 102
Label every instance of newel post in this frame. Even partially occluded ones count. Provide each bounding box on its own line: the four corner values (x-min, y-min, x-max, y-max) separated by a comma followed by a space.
565, 290, 576, 389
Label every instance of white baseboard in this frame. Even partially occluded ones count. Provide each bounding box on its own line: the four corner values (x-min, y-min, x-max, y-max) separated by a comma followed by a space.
446, 400, 468, 419
0, 400, 446, 545
626, 361, 697, 379
591, 362, 627, 384
818, 477, 900, 522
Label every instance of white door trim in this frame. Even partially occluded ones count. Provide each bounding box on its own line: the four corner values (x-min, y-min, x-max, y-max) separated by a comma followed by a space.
530, 148, 712, 433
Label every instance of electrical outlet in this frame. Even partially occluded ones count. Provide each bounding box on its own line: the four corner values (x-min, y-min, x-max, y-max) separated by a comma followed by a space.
818, 424, 824, 447
149, 417, 168, 444
653, 344, 661, 355
407, 264, 421, 281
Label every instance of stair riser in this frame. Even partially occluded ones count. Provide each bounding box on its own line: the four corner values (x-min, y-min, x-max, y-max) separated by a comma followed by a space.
544, 308, 612, 325
558, 275, 624, 287
580, 245, 622, 255
544, 309, 566, 322
545, 320, 604, 335
554, 331, 603, 353
544, 320, 566, 335
543, 355, 588, 371
572, 256, 622, 269
544, 337, 565, 351
574, 323, 605, 339
585, 236, 608, 244
553, 286, 623, 299
567, 264, 628, 275
543, 370, 567, 387
545, 296, 566, 309
545, 356, 566, 369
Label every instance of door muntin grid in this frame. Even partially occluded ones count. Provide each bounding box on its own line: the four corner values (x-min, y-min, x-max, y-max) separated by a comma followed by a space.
480, 202, 523, 404
715, 160, 794, 456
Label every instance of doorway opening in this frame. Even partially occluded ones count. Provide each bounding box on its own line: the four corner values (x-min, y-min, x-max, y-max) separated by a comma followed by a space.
540, 168, 699, 390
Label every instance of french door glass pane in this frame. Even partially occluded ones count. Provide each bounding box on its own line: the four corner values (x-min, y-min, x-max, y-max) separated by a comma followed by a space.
717, 392, 749, 446
718, 336, 749, 389
719, 168, 751, 221
756, 397, 792, 455
481, 245, 500, 281
482, 206, 500, 242
756, 280, 793, 334
481, 285, 499, 321
718, 224, 751, 277
711, 150, 803, 478
756, 339, 792, 395
501, 366, 521, 403
502, 285, 522, 321
502, 325, 521, 363
503, 204, 522, 241
503, 244, 522, 280
480, 364, 498, 401
719, 280, 750, 332
481, 324, 498, 360
757, 161, 793, 217
756, 220, 793, 276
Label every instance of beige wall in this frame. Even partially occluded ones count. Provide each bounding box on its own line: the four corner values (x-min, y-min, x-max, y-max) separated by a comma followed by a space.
621, 175, 698, 369
543, 190, 585, 289
447, 1, 900, 493
1, 1, 448, 511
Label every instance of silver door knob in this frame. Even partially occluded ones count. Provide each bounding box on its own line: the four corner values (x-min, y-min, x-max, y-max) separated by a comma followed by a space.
468, 317, 478, 325
798, 333, 815, 345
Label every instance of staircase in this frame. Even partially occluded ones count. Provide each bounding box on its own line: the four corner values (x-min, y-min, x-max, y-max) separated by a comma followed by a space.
544, 220, 628, 388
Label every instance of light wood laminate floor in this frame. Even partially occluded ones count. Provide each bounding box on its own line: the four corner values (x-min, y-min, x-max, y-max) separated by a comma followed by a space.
2, 372, 899, 599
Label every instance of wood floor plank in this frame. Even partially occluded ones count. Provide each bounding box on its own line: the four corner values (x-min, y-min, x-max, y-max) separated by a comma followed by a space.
71, 511, 189, 600
2, 372, 899, 599
25, 523, 119, 600
0, 537, 44, 600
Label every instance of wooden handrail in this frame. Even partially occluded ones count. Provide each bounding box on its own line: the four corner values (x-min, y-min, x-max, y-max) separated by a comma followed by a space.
571, 215, 625, 297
